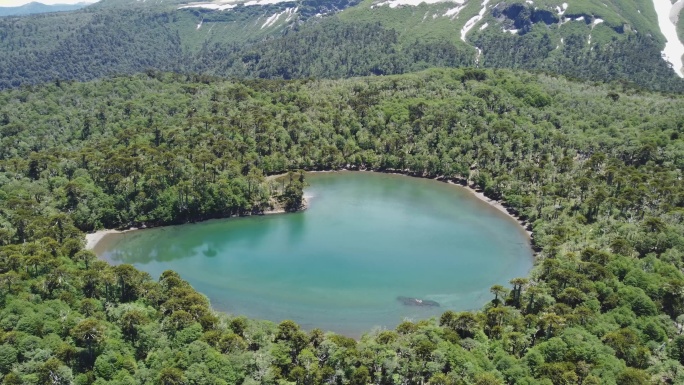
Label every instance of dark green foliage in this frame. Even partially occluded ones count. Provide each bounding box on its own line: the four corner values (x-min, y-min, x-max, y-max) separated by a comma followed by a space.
194, 20, 475, 79
471, 26, 684, 93
0, 10, 183, 90
0, 68, 683, 383
0, 345, 17, 373
280, 172, 306, 211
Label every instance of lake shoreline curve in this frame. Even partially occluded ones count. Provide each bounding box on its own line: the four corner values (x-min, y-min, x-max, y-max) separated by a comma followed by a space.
85, 197, 309, 250
306, 168, 535, 245
86, 168, 536, 254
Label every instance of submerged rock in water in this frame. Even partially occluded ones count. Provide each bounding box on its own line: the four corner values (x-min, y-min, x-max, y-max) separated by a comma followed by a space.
397, 296, 440, 307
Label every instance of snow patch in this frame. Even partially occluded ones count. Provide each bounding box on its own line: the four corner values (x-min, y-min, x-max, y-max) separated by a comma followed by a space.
460, 0, 490, 42
197, 19, 203, 29
592, 18, 603, 26
671, 0, 684, 24
503, 28, 518, 34
525, 0, 532, 4
261, 7, 293, 28
179, 3, 236, 10
374, 0, 464, 9
479, 22, 488, 30
444, 5, 464, 17
652, 0, 684, 77
556, 3, 566, 16
261, 11, 280, 28
285, 6, 297, 21
257, 7, 297, 28
244, 0, 293, 5
179, 0, 293, 10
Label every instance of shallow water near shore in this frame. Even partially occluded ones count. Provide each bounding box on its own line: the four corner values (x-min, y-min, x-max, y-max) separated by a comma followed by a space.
96, 172, 533, 336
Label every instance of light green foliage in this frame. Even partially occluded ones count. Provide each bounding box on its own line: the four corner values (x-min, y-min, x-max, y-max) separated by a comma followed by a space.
0, 68, 682, 384
339, 0, 482, 43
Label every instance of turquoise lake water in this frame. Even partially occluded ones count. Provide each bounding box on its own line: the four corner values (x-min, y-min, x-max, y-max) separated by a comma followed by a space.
96, 172, 533, 336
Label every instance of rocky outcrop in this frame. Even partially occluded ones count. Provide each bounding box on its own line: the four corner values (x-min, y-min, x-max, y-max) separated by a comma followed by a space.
492, 2, 560, 34
397, 296, 440, 307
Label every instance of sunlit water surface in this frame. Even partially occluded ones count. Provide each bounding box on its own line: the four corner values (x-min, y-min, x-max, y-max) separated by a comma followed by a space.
96, 172, 533, 336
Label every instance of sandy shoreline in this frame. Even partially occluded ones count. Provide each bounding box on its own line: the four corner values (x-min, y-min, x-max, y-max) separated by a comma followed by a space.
317, 169, 533, 238
85, 228, 139, 250
307, 169, 534, 239
447, 180, 533, 238
85, 170, 532, 251
84, 197, 311, 251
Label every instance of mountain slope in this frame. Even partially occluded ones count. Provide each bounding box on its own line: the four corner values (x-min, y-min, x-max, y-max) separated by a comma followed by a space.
337, 0, 684, 76
0, 0, 683, 92
0, 1, 91, 17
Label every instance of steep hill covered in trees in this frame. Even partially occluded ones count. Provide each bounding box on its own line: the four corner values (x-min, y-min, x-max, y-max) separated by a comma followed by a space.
0, 69, 683, 384
0, 0, 684, 92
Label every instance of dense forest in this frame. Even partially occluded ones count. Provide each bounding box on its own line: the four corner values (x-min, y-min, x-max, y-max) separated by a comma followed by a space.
0, 68, 683, 384
470, 26, 682, 90
192, 20, 476, 80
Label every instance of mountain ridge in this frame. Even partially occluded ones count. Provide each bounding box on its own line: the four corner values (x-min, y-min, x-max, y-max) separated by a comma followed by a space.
0, 1, 94, 16
0, 0, 682, 91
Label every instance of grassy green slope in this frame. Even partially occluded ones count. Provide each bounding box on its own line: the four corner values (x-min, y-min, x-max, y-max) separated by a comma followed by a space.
0, 0, 683, 92
333, 0, 684, 90
337, 0, 663, 44
90, 0, 187, 9
0, 0, 316, 87
337, 0, 482, 45
173, 4, 300, 52
0, 0, 364, 84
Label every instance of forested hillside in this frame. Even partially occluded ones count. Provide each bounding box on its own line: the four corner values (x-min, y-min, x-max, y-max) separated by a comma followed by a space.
0, 69, 683, 384
1, 0, 684, 92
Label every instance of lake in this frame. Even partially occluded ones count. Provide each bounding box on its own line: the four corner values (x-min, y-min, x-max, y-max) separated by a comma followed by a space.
95, 171, 533, 336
